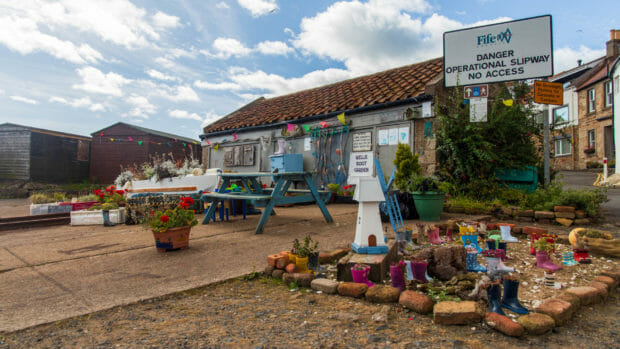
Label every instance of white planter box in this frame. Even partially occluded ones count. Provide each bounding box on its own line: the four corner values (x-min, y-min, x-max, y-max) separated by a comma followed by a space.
30, 203, 72, 215
70, 208, 126, 226
125, 170, 220, 198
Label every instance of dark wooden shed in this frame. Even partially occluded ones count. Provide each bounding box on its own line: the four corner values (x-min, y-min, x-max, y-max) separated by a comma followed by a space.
0, 123, 91, 183
90, 122, 201, 184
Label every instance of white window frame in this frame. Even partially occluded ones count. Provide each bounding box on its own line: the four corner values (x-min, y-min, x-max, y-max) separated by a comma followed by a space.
587, 88, 596, 112
554, 137, 571, 157
605, 81, 613, 107
552, 105, 569, 126
587, 129, 596, 148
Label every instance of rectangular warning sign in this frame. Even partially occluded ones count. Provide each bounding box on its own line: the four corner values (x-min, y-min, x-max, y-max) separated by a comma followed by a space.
534, 80, 563, 105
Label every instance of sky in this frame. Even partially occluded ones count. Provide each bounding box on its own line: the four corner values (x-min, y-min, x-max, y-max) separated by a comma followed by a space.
0, 0, 617, 140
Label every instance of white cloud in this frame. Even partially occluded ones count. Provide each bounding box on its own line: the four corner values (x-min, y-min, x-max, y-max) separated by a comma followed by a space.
124, 94, 156, 119
73, 66, 131, 96
237, 0, 278, 17
50, 95, 107, 111
210, 37, 252, 58
156, 85, 200, 102
554, 46, 605, 73
292, 0, 507, 74
10, 95, 38, 104
152, 11, 180, 29
216, 2, 230, 9
201, 111, 224, 127
194, 80, 241, 91
0, 15, 102, 64
89, 103, 105, 112
256, 40, 293, 56
169, 109, 202, 121
146, 69, 180, 82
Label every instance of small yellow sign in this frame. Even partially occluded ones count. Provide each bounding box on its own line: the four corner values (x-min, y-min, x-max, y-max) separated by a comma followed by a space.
534, 80, 563, 105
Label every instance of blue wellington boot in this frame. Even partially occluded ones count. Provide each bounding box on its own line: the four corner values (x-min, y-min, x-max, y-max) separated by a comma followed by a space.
487, 282, 505, 315
501, 278, 529, 314
462, 234, 482, 253
466, 251, 487, 273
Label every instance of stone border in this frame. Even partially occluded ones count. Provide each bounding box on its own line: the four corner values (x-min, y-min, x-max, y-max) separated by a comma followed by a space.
263, 249, 619, 338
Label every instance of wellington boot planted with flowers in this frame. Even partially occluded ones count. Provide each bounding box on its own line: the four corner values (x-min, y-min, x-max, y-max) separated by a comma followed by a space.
536, 251, 562, 272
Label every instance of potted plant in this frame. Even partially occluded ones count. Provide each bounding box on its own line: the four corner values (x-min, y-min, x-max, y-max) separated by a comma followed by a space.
148, 196, 198, 252
289, 238, 300, 265
409, 175, 445, 221
303, 235, 320, 271
393, 144, 422, 219
533, 238, 561, 271
295, 236, 316, 273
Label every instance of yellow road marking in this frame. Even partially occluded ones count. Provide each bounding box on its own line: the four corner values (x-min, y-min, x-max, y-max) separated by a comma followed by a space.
593, 173, 603, 186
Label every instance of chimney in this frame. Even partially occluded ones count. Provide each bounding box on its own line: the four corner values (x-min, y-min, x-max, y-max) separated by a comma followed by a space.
577, 59, 582, 66
607, 29, 620, 61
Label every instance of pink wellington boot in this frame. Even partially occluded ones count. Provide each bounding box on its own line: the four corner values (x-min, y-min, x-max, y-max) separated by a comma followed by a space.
446, 228, 454, 242
536, 251, 562, 272
428, 227, 445, 245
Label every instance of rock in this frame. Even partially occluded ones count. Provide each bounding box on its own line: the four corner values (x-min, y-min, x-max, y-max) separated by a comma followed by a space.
588, 281, 609, 300
573, 210, 585, 218
264, 265, 275, 275
517, 209, 535, 217
275, 257, 289, 269
537, 219, 553, 225
555, 211, 576, 219
554, 205, 575, 213
593, 275, 617, 291
600, 269, 620, 284
425, 245, 466, 281
433, 301, 483, 325
555, 292, 581, 311
282, 273, 314, 288
565, 286, 600, 305
365, 285, 400, 303
311, 278, 340, 294
534, 298, 574, 326
319, 248, 350, 264
522, 226, 548, 236
337, 282, 368, 298
534, 211, 555, 219
512, 226, 522, 234
517, 217, 533, 222
573, 218, 590, 225
328, 312, 360, 322
371, 305, 390, 323
399, 290, 434, 314
267, 254, 280, 267
555, 218, 573, 227
272, 269, 285, 279
485, 312, 525, 337
487, 223, 498, 230
517, 313, 555, 335
285, 263, 297, 274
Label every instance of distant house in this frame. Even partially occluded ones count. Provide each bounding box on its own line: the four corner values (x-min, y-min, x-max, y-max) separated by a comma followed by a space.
90, 122, 201, 184
611, 55, 620, 174
0, 123, 91, 182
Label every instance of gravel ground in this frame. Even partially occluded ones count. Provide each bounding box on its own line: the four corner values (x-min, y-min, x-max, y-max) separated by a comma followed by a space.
0, 275, 617, 349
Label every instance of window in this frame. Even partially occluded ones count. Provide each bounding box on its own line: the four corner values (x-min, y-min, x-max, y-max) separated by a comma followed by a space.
554, 137, 571, 156
552, 105, 569, 125
587, 88, 596, 112
587, 129, 596, 148
605, 81, 613, 107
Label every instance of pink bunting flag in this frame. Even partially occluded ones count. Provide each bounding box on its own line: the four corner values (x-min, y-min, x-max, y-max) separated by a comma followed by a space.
287, 123, 295, 132
128, 136, 133, 142
206, 139, 211, 145
233, 133, 237, 140
100, 132, 104, 137
320, 121, 328, 128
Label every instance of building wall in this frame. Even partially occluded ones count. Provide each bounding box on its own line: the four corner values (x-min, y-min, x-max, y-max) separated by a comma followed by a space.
613, 65, 620, 173
577, 79, 614, 169
0, 125, 30, 180
29, 132, 90, 183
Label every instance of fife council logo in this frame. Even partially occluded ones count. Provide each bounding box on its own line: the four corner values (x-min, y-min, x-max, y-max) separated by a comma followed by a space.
477, 28, 512, 46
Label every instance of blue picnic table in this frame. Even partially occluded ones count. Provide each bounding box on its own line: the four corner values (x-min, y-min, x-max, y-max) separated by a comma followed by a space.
200, 172, 333, 234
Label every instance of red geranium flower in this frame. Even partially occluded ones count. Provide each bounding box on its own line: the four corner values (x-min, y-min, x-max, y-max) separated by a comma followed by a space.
94, 189, 101, 195
160, 215, 170, 223
116, 190, 124, 195
183, 197, 194, 205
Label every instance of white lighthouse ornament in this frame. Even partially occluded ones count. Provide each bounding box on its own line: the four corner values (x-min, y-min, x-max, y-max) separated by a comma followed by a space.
351, 176, 388, 254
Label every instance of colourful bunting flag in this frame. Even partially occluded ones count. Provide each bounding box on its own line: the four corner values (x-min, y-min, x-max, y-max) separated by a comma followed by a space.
174, 138, 177, 142
157, 142, 161, 145
302, 125, 311, 132
100, 132, 104, 137
110, 138, 114, 141
233, 133, 237, 141
167, 142, 172, 147
222, 138, 227, 142
138, 141, 143, 145
320, 121, 328, 128
206, 139, 211, 145
193, 141, 197, 144
183, 142, 186, 147
128, 136, 133, 142
337, 112, 346, 125
502, 99, 514, 106
287, 123, 295, 132
214, 144, 219, 151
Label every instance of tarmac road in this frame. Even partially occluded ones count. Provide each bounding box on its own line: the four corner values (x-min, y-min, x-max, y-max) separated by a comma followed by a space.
556, 170, 620, 225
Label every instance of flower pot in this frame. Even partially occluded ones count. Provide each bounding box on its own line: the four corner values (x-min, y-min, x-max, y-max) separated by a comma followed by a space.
288, 253, 298, 265
152, 226, 191, 252
308, 252, 319, 271
411, 192, 445, 221
295, 256, 309, 273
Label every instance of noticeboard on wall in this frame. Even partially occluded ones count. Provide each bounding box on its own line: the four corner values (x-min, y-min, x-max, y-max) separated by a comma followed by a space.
352, 132, 372, 151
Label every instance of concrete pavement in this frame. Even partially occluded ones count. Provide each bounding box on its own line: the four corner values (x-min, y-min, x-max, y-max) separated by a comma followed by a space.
557, 171, 620, 224
0, 204, 360, 333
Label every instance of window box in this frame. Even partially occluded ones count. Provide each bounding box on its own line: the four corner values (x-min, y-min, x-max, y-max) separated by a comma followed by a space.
583, 147, 596, 154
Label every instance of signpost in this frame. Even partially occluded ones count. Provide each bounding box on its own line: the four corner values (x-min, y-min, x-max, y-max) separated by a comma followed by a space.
464, 84, 488, 99
534, 80, 563, 105
444, 15, 553, 87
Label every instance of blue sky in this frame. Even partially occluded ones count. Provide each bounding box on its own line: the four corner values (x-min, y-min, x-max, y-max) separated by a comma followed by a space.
0, 0, 617, 139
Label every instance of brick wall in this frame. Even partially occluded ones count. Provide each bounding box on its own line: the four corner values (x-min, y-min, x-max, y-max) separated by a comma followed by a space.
576, 79, 613, 169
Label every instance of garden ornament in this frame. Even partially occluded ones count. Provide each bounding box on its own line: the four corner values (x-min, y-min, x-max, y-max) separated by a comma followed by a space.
351, 176, 388, 254
465, 249, 487, 273
427, 227, 445, 245
499, 224, 518, 242
404, 260, 414, 281
351, 264, 374, 287
500, 276, 530, 314
390, 262, 406, 292
102, 210, 116, 227
487, 281, 506, 315
460, 234, 482, 254
562, 252, 578, 266
411, 260, 432, 283
482, 249, 514, 279
535, 250, 562, 272
273, 138, 286, 155
468, 274, 491, 301
573, 248, 591, 264
544, 271, 562, 289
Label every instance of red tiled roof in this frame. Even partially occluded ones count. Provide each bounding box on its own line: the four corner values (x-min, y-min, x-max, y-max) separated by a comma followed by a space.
203, 57, 443, 134
575, 61, 612, 90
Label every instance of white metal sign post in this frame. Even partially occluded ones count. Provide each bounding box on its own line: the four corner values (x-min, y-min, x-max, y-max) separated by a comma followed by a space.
444, 15, 553, 87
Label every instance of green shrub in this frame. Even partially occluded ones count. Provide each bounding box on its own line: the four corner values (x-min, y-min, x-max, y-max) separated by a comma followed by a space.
393, 143, 421, 192
30, 193, 55, 204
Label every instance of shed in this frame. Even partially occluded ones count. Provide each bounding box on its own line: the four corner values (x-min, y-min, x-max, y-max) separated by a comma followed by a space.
90, 122, 202, 184
0, 123, 91, 182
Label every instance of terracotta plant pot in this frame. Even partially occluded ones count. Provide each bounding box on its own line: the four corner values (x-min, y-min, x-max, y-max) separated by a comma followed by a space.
152, 226, 191, 252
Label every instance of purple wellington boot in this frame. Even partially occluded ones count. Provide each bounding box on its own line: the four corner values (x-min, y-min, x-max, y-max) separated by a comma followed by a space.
390, 262, 406, 291
536, 251, 562, 272
411, 260, 433, 283
351, 264, 375, 287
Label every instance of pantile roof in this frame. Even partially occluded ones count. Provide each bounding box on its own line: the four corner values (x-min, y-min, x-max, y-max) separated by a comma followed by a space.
203, 57, 443, 134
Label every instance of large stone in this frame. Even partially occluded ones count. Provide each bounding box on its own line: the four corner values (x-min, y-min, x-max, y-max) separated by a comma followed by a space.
311, 278, 340, 294
319, 248, 350, 264
365, 285, 401, 303
588, 281, 609, 300
600, 269, 620, 284
517, 209, 535, 217
534, 211, 555, 219
272, 269, 285, 279
574, 210, 586, 218
264, 265, 275, 275
282, 273, 314, 288
433, 301, 483, 325
399, 290, 434, 314
565, 286, 599, 305
337, 282, 368, 298
555, 218, 573, 227
593, 275, 617, 291
517, 313, 555, 335
554, 205, 575, 212
485, 312, 525, 337
416, 245, 466, 281
337, 241, 397, 283
534, 298, 574, 326
573, 218, 591, 225
537, 219, 553, 225
522, 226, 548, 236
555, 292, 581, 311
555, 211, 576, 219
